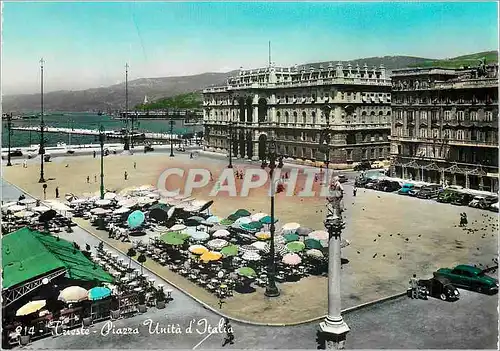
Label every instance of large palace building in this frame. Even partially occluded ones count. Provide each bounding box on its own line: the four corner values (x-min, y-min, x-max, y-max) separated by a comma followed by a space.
202, 63, 392, 166
390, 64, 499, 192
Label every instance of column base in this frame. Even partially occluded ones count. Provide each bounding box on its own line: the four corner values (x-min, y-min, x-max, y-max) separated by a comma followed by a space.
318, 318, 350, 350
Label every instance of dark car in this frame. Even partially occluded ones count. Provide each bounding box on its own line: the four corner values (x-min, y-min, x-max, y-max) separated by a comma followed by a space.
436, 189, 458, 203
364, 179, 380, 189
375, 180, 401, 192
434, 264, 499, 294
452, 193, 475, 206
355, 177, 372, 188
469, 195, 498, 209
418, 276, 460, 301
354, 161, 371, 172
417, 185, 443, 199
337, 174, 348, 183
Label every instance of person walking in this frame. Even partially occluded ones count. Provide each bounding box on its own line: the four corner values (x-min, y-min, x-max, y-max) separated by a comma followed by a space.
23, 160, 27, 168
124, 171, 128, 180
462, 212, 468, 226
93, 150, 96, 158
409, 274, 418, 299
133, 161, 136, 169
94, 175, 97, 183
86, 176, 90, 183
353, 186, 357, 197
55, 187, 59, 199
222, 318, 234, 346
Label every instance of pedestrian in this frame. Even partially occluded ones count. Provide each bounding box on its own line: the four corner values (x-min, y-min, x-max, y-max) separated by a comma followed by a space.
409, 274, 418, 299
353, 186, 357, 197
94, 175, 97, 183
133, 161, 136, 169
209, 171, 213, 181
190, 152, 193, 159
23, 160, 27, 168
462, 212, 468, 226
93, 150, 96, 158
18, 194, 26, 201
218, 299, 225, 309
86, 176, 90, 183
124, 171, 128, 180
55, 187, 59, 199
222, 318, 234, 346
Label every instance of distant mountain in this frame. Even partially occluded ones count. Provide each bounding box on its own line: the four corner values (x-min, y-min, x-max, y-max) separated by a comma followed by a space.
3, 51, 497, 113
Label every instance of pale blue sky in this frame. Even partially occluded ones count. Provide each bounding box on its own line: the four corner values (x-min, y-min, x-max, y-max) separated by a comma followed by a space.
1, 1, 498, 94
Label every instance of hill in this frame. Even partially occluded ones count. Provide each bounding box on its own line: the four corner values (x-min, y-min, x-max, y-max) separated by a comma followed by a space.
3, 51, 497, 113
135, 92, 202, 110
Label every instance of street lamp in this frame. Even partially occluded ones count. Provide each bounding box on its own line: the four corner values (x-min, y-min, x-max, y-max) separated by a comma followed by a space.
169, 116, 175, 157
38, 58, 46, 183
6, 113, 13, 167
318, 177, 350, 349
320, 104, 332, 185
99, 125, 106, 199
265, 138, 280, 298
227, 93, 234, 168
124, 63, 130, 151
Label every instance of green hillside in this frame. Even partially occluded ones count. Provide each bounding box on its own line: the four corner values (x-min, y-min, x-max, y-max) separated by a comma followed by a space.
408, 51, 498, 69
135, 92, 202, 110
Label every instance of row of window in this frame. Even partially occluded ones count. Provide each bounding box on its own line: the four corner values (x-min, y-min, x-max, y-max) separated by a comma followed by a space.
392, 94, 495, 105
394, 109, 495, 122
393, 127, 497, 143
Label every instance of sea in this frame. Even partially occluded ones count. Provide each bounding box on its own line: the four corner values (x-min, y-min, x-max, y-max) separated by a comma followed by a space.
1, 112, 202, 148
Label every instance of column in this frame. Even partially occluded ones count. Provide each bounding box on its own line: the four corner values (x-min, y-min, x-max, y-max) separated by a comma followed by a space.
479, 176, 484, 191
452, 173, 457, 185
465, 174, 470, 189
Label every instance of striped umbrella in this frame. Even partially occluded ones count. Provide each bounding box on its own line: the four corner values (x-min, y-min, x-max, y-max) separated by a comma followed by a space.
239, 245, 260, 254
58, 286, 88, 303
263, 243, 288, 256
212, 229, 231, 238
242, 251, 262, 261
207, 239, 229, 250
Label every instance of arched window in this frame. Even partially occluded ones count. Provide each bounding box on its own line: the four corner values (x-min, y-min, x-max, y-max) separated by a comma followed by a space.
370, 111, 376, 124
277, 111, 281, 123
361, 111, 367, 123
302, 111, 306, 124
311, 111, 316, 125
293, 111, 298, 124
285, 111, 289, 124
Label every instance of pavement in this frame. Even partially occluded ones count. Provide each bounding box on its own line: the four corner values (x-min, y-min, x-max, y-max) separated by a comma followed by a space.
3, 178, 499, 349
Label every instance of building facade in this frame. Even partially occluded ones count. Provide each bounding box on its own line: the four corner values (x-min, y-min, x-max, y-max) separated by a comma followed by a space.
390, 64, 499, 192
202, 63, 392, 165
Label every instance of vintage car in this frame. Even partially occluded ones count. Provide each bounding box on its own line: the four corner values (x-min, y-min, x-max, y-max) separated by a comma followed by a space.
417, 185, 443, 199
434, 264, 499, 294
436, 189, 458, 203
418, 276, 460, 301
489, 202, 499, 212
337, 174, 348, 183
354, 161, 371, 172
375, 180, 401, 192
469, 196, 498, 210
398, 183, 414, 195
452, 193, 475, 206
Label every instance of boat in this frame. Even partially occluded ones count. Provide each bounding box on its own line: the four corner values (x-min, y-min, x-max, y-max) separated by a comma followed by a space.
97, 111, 103, 116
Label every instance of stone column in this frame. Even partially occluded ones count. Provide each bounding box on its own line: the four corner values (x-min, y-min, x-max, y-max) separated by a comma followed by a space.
319, 181, 350, 349
452, 173, 457, 185
479, 176, 484, 191
465, 174, 470, 189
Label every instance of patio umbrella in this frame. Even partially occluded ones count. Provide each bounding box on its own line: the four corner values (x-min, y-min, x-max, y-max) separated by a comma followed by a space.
19, 198, 37, 205
200, 251, 222, 262
259, 216, 278, 224
274, 235, 287, 244
248, 221, 264, 230
70, 198, 88, 206
296, 227, 314, 236
58, 286, 88, 303
91, 208, 110, 215
14, 210, 35, 218
250, 213, 268, 222
8, 204, 26, 213
283, 233, 300, 243
234, 216, 252, 226
161, 232, 189, 246
95, 199, 112, 207
39, 209, 58, 222
227, 213, 241, 221
46, 201, 71, 212
234, 209, 251, 217
189, 244, 208, 255
16, 300, 47, 317
32, 205, 50, 213
255, 232, 271, 240
137, 185, 155, 191
127, 210, 145, 229
286, 241, 305, 253
184, 227, 198, 235
1, 201, 17, 210
150, 203, 170, 211
240, 223, 258, 232
263, 243, 288, 256
113, 207, 131, 215
189, 231, 210, 242
308, 230, 329, 241
220, 218, 235, 226
185, 216, 205, 226
282, 222, 300, 234
213, 229, 230, 238
150, 208, 168, 222
207, 238, 229, 250
239, 245, 260, 254
205, 216, 221, 224
305, 238, 323, 250
306, 249, 324, 259
220, 244, 239, 257
103, 192, 117, 200
282, 253, 302, 266
117, 199, 138, 208
251, 241, 267, 251
88, 287, 112, 301
237, 267, 256, 278
137, 197, 155, 206
242, 251, 261, 261
170, 224, 186, 232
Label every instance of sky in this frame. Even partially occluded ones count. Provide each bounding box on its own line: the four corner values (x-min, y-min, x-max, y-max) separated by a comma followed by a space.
1, 1, 498, 95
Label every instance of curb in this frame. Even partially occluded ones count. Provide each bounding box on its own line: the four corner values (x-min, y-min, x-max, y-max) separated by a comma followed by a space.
4, 179, 407, 327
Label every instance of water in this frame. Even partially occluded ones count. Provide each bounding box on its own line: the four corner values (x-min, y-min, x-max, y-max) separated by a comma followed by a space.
1, 112, 202, 147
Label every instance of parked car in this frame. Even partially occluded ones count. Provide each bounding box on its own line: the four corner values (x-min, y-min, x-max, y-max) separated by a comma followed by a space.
418, 276, 460, 301
337, 174, 348, 183
364, 179, 380, 189
452, 193, 475, 206
375, 180, 401, 192
354, 161, 371, 172
408, 184, 425, 197
354, 177, 371, 188
469, 195, 498, 209
434, 264, 499, 293
489, 202, 499, 212
436, 189, 458, 203
417, 185, 443, 199
398, 183, 414, 195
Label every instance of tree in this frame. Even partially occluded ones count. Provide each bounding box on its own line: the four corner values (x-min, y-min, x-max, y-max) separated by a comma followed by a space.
137, 253, 147, 274
127, 247, 136, 269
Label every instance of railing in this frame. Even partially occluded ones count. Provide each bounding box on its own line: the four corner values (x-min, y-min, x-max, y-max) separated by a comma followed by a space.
392, 78, 498, 91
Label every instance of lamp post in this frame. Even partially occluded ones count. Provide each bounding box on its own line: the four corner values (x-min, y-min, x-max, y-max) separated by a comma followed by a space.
38, 58, 46, 183
318, 177, 350, 349
124, 63, 130, 151
264, 138, 280, 297
99, 125, 106, 199
6, 113, 13, 167
169, 116, 175, 157
320, 104, 332, 185
227, 93, 234, 168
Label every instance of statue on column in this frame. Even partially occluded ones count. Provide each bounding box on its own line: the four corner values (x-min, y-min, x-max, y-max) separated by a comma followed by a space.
326, 176, 344, 219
